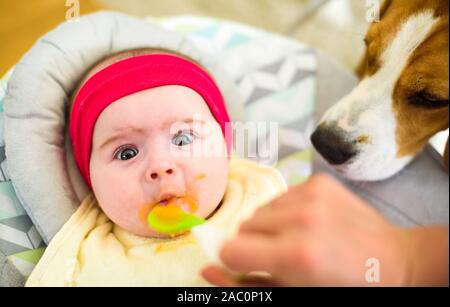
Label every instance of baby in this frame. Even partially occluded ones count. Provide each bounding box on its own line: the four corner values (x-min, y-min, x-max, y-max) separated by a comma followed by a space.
71, 48, 231, 238
26, 48, 287, 286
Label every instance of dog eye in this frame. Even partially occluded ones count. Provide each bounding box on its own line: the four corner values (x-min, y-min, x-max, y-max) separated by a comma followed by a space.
409, 91, 449, 108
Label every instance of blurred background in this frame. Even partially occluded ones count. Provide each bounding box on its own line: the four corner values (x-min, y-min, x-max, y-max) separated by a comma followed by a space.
0, 0, 370, 76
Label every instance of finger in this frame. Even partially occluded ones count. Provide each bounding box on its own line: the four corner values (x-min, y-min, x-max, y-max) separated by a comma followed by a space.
201, 266, 240, 287
239, 201, 319, 235
238, 210, 296, 235
241, 175, 345, 235
236, 272, 279, 287
220, 234, 276, 273
254, 182, 320, 218
202, 266, 278, 287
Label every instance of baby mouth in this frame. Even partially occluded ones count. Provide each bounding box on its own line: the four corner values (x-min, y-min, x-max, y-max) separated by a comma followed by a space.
155, 195, 197, 211
156, 198, 171, 206
138, 195, 199, 224
145, 195, 205, 235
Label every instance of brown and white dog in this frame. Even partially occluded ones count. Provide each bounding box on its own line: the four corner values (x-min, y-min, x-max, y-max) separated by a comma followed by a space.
311, 0, 449, 181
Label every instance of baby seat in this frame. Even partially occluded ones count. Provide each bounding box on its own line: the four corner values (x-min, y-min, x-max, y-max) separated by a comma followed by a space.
0, 12, 448, 287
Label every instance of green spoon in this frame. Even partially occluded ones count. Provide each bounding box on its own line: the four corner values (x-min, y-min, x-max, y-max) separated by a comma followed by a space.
147, 203, 206, 234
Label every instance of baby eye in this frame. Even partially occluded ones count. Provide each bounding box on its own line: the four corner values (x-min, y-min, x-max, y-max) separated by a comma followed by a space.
114, 145, 139, 161
172, 130, 196, 147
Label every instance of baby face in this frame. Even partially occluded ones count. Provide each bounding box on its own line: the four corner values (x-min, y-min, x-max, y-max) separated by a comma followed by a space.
89, 85, 229, 237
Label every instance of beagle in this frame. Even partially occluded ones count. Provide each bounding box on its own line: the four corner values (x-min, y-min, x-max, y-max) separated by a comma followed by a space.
311, 0, 449, 181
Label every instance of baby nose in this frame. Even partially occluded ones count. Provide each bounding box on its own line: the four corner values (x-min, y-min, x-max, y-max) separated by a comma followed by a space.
147, 167, 175, 181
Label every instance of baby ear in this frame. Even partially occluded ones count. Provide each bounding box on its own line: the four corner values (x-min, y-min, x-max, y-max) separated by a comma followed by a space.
444, 137, 449, 170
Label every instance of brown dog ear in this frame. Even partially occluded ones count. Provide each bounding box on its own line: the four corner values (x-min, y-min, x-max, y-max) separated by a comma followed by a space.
355, 0, 393, 78
355, 52, 368, 79
444, 137, 449, 170
380, 0, 393, 18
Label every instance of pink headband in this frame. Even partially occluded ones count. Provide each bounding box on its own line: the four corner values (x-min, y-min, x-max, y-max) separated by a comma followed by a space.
70, 54, 232, 188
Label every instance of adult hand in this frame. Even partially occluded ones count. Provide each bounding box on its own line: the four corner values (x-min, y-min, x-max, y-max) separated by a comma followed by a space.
202, 174, 417, 286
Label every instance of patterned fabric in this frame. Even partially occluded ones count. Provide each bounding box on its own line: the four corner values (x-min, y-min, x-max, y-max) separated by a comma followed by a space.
0, 15, 315, 283
1, 69, 46, 279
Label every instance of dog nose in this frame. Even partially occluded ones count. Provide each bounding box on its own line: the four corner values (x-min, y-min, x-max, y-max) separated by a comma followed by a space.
310, 125, 357, 165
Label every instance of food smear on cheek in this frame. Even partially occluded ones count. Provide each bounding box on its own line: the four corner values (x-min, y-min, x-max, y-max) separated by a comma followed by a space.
138, 203, 153, 224
194, 173, 207, 181
180, 195, 198, 213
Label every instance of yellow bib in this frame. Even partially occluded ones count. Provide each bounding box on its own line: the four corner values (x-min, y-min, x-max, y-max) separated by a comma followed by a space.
26, 158, 287, 286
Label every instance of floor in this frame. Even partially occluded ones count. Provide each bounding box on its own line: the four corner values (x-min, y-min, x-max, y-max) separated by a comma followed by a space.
96, 0, 370, 70
0, 0, 370, 75
0, 0, 101, 75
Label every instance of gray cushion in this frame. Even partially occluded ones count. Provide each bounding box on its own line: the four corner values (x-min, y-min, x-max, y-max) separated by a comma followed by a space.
3, 11, 244, 244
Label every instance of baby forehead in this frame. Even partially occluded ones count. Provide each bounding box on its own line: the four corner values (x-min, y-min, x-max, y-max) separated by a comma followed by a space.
110, 116, 207, 133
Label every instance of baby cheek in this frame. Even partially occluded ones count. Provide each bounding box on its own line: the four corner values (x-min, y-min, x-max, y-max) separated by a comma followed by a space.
91, 169, 141, 226
96, 186, 132, 221
192, 158, 229, 217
